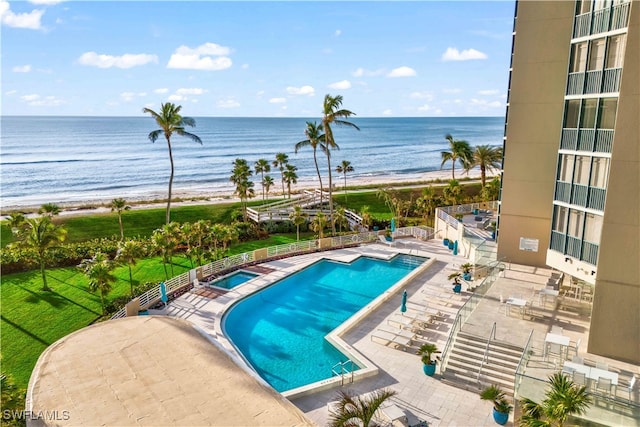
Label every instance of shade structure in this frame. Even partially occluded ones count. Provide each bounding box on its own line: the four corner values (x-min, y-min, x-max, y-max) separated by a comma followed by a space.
390, 218, 396, 233
160, 282, 168, 305
400, 290, 407, 313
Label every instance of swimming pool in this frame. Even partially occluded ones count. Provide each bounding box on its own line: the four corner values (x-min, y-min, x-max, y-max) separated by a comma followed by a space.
209, 270, 259, 290
223, 254, 426, 392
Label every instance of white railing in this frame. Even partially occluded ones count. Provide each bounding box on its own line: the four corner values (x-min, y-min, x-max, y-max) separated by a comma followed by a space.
110, 227, 430, 320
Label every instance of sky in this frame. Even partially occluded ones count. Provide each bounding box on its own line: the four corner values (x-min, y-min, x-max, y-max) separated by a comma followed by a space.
1, 0, 517, 117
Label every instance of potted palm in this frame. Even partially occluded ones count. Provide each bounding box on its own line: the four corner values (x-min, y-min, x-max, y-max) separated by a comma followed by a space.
417, 343, 440, 376
447, 272, 462, 294
480, 384, 512, 425
461, 263, 473, 281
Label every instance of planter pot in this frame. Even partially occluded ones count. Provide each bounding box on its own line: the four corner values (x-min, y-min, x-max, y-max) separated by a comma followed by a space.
448, 241, 454, 250
422, 363, 436, 376
452, 283, 462, 294
463, 272, 472, 281
443, 238, 449, 246
492, 408, 509, 425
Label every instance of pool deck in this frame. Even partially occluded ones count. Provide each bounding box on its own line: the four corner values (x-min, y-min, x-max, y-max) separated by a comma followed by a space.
159, 238, 640, 426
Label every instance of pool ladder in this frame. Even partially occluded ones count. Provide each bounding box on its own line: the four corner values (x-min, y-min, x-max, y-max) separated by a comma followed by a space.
331, 360, 355, 386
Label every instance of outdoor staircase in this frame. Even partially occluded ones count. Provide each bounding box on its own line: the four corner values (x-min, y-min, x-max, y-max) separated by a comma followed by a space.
442, 331, 524, 397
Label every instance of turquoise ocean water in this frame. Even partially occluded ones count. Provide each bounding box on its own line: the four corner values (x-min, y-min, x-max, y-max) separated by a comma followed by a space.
0, 116, 504, 208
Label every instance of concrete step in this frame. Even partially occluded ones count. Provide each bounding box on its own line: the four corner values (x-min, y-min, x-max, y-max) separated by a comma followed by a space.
452, 341, 523, 362
447, 359, 516, 385
449, 351, 519, 373
442, 369, 515, 397
457, 331, 525, 353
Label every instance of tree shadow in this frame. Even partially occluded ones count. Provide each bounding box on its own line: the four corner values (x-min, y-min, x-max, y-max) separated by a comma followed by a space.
0, 314, 50, 346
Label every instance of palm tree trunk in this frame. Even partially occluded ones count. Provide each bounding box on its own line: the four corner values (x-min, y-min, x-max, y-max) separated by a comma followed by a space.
261, 172, 265, 202
100, 292, 105, 316
166, 136, 174, 225
451, 159, 456, 180
481, 165, 487, 188
313, 150, 323, 206
118, 215, 124, 241
128, 265, 134, 297
327, 154, 335, 235
296, 225, 300, 241
343, 173, 348, 203
40, 260, 50, 291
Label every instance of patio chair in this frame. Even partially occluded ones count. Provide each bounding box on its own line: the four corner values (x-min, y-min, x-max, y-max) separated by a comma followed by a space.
378, 235, 396, 247
596, 361, 609, 371
572, 371, 587, 388
596, 377, 612, 397
546, 342, 563, 368
570, 338, 582, 357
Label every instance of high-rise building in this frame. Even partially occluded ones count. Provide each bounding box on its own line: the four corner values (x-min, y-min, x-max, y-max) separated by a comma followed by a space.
498, 0, 639, 363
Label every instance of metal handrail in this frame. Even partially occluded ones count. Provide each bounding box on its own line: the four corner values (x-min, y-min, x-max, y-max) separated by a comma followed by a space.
477, 322, 497, 384
514, 330, 535, 399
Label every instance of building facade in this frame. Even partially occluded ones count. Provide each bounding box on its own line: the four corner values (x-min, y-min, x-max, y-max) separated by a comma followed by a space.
498, 0, 639, 363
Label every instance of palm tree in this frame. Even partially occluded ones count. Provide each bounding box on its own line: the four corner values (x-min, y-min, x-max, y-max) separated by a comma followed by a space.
230, 158, 255, 221
143, 102, 202, 224
328, 388, 397, 427
416, 186, 440, 226
254, 158, 271, 202
360, 205, 372, 231
11, 216, 66, 291
482, 175, 501, 202
440, 134, 473, 180
470, 145, 503, 188
289, 205, 308, 241
79, 252, 117, 316
321, 94, 360, 235
1, 371, 26, 425
519, 372, 592, 427
336, 160, 354, 203
151, 223, 180, 279
295, 121, 326, 203
115, 239, 143, 297
311, 211, 328, 239
272, 152, 289, 197
283, 163, 298, 199
110, 198, 131, 240
443, 179, 462, 206
334, 206, 349, 233
38, 203, 60, 217
263, 175, 274, 202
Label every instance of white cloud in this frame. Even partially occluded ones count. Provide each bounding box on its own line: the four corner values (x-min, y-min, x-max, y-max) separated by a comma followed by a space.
1, 1, 45, 29
154, 88, 169, 94
120, 92, 146, 102
217, 98, 240, 109
334, 29, 341, 37
478, 89, 499, 95
20, 93, 64, 106
470, 98, 502, 108
382, 109, 393, 116
78, 52, 158, 69
256, 90, 265, 96
269, 97, 286, 104
12, 64, 31, 73
167, 94, 184, 102
409, 91, 433, 100
167, 42, 232, 71
387, 66, 416, 78
29, 0, 64, 4
286, 85, 315, 96
5, 90, 17, 95
442, 47, 488, 61
418, 104, 433, 112
175, 87, 205, 95
328, 80, 351, 90
352, 67, 384, 77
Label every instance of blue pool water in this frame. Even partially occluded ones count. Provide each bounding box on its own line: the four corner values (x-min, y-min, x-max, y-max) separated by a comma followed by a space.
210, 271, 259, 290
224, 254, 426, 392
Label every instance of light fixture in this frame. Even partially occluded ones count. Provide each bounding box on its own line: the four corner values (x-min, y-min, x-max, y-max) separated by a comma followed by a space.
565, 257, 571, 262
591, 270, 596, 276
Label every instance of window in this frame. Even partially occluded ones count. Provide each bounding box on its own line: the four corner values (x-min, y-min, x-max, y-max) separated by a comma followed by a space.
580, 99, 598, 128
553, 206, 568, 232
571, 42, 588, 72
568, 209, 585, 238
606, 35, 626, 68
578, 0, 592, 14
559, 155, 575, 182
574, 156, 591, 185
588, 38, 606, 71
594, 0, 611, 9
590, 157, 609, 187
597, 98, 617, 128
584, 213, 603, 243
564, 100, 581, 128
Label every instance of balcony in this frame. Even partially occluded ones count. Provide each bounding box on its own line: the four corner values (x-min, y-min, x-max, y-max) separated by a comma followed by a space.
561, 129, 578, 150
584, 70, 603, 94
574, 13, 591, 38
555, 181, 571, 203
571, 184, 589, 207
582, 241, 599, 265
595, 129, 614, 153
603, 68, 622, 93
578, 129, 596, 151
567, 72, 585, 95
567, 236, 582, 258
611, 1, 631, 31
550, 231, 566, 253
591, 7, 611, 34
587, 187, 606, 211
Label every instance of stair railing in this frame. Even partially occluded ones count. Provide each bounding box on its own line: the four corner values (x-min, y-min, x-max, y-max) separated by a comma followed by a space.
331, 360, 355, 386
477, 322, 497, 385
514, 330, 535, 399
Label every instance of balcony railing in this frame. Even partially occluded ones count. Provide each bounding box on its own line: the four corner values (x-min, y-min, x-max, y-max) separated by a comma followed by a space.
595, 129, 614, 153
567, 72, 585, 95
582, 241, 599, 265
584, 70, 603, 94
578, 129, 596, 151
574, 13, 591, 38
571, 184, 589, 207
602, 68, 622, 93
566, 236, 582, 258
591, 7, 611, 34
550, 231, 566, 253
588, 187, 606, 211
610, 1, 631, 31
561, 129, 578, 150
555, 181, 571, 203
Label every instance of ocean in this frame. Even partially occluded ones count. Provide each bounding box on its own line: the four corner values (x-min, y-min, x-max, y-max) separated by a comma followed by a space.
0, 116, 504, 208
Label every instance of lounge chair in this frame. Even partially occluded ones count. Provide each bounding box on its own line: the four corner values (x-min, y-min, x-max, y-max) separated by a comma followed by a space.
378, 235, 397, 247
